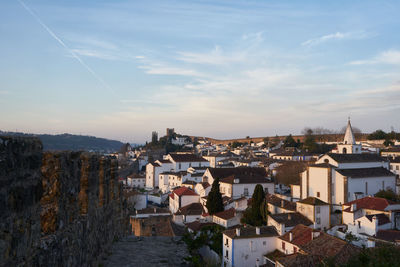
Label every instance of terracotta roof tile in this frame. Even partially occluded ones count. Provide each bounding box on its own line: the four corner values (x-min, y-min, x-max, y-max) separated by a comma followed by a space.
336, 167, 394, 178
172, 187, 199, 197
343, 196, 397, 212
213, 208, 236, 220
298, 197, 329, 206
269, 212, 313, 227
223, 225, 278, 239
279, 224, 314, 247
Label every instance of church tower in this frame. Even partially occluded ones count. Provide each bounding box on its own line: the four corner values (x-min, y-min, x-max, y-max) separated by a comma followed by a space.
337, 119, 362, 154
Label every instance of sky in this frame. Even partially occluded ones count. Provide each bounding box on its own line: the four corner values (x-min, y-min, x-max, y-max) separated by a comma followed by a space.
1, 0, 400, 143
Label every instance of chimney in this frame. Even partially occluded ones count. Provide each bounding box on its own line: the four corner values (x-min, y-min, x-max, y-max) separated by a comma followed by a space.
289, 232, 293, 242
350, 203, 357, 212
236, 228, 241, 236
256, 227, 260, 235
234, 178, 240, 184
372, 215, 378, 228
312, 231, 320, 240
281, 200, 284, 207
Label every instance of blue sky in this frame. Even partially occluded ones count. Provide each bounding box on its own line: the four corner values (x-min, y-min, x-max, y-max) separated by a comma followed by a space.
1, 0, 400, 143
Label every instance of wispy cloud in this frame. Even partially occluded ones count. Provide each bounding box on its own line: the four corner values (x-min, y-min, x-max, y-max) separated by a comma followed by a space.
302, 31, 373, 47
350, 49, 400, 65
177, 46, 244, 65
71, 49, 119, 60
138, 64, 204, 77
17, 0, 116, 95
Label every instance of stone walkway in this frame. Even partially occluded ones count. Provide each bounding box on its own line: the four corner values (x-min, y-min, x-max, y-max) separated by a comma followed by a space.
103, 236, 191, 267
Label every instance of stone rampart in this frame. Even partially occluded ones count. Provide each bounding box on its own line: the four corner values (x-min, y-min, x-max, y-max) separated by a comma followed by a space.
0, 136, 127, 266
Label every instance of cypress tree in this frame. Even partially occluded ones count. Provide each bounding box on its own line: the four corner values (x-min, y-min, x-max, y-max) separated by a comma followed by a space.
206, 178, 224, 214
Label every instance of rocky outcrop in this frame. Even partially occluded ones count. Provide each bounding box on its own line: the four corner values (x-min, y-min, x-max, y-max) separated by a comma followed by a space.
0, 136, 127, 267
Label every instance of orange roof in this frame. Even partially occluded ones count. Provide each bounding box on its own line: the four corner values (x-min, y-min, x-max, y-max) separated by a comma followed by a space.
343, 196, 397, 212
173, 187, 199, 197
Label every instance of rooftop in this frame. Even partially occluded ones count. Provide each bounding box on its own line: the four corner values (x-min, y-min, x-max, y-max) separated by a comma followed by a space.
223, 225, 278, 239
343, 196, 397, 212
207, 167, 267, 180
279, 224, 314, 247
213, 208, 236, 220
298, 197, 329, 206
266, 194, 296, 211
336, 167, 394, 178
175, 202, 204, 216
220, 174, 271, 184
269, 212, 313, 227
169, 153, 208, 162
326, 153, 386, 163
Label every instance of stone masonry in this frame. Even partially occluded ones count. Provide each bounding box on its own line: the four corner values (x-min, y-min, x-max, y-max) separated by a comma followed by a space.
0, 136, 128, 266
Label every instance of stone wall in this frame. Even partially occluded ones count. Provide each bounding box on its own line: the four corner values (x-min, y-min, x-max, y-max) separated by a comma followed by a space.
0, 136, 127, 266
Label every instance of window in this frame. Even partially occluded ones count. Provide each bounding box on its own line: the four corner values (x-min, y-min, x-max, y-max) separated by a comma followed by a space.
397, 166, 399, 170
189, 163, 192, 167
263, 241, 266, 246
316, 207, 321, 214
264, 187, 269, 194
382, 181, 385, 190
225, 250, 229, 259
178, 163, 181, 169
342, 147, 347, 154
225, 238, 229, 246
244, 188, 249, 196
390, 165, 393, 170
282, 242, 285, 250
316, 217, 321, 224
365, 182, 368, 195
358, 221, 361, 228
317, 192, 320, 198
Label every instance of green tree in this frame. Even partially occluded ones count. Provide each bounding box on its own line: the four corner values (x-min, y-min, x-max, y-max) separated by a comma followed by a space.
241, 184, 265, 226
283, 134, 297, 148
206, 178, 224, 215
368, 129, 387, 140
375, 189, 399, 201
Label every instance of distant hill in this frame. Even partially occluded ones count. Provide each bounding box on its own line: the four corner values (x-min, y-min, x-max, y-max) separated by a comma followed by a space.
0, 131, 126, 152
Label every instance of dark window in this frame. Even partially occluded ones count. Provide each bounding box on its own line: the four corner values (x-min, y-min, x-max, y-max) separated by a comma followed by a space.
317, 192, 320, 198
342, 147, 347, 154
282, 242, 285, 250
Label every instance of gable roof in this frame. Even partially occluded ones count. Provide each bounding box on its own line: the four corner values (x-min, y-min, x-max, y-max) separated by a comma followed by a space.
326, 153, 386, 163
298, 197, 329, 206
175, 202, 204, 216
223, 226, 278, 239
336, 167, 394, 178
266, 194, 296, 211
343, 196, 397, 212
300, 232, 360, 265
279, 224, 314, 247
220, 174, 271, 184
185, 221, 217, 232
169, 153, 208, 162
269, 212, 313, 227
172, 187, 199, 197
213, 208, 236, 220
207, 167, 267, 180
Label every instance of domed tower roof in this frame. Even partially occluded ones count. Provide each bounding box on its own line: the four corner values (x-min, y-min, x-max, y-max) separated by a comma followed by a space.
343, 118, 356, 145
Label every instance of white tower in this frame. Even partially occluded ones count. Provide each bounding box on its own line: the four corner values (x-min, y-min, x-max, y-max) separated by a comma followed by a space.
337, 118, 362, 154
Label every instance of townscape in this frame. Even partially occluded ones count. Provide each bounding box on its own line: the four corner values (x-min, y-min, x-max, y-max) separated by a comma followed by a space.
116, 120, 400, 266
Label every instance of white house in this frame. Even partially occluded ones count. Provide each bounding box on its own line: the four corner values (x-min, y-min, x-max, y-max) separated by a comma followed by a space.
194, 182, 211, 198
173, 202, 204, 225
166, 153, 209, 171
222, 226, 279, 267
296, 197, 330, 230
126, 174, 146, 188
342, 196, 400, 230
169, 187, 200, 214
219, 174, 274, 199
265, 194, 296, 215
212, 208, 242, 228
145, 159, 173, 189
203, 152, 230, 168
159, 171, 187, 193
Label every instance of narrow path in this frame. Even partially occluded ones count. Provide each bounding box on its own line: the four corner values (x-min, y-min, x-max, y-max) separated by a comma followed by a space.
103, 236, 190, 267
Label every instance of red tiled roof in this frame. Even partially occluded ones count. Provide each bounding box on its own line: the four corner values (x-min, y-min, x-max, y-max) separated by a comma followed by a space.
213, 208, 236, 220
173, 187, 199, 197
343, 196, 397, 212
279, 224, 314, 247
